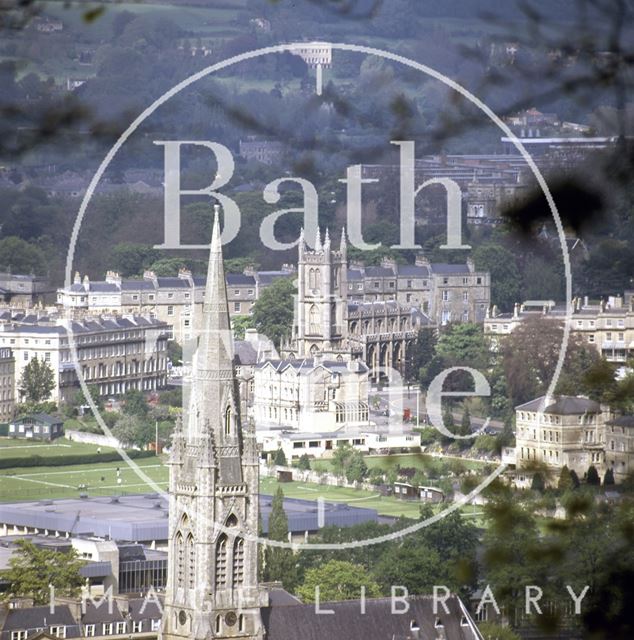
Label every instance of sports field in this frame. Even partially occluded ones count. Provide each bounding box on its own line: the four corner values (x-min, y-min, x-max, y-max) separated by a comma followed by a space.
0, 439, 485, 523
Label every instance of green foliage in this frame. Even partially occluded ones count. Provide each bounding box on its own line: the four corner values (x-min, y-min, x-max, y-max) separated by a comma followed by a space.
273, 447, 287, 466
263, 487, 297, 589
531, 472, 546, 493
345, 450, 368, 484
297, 560, 381, 603
111, 414, 153, 448
603, 467, 615, 486
251, 277, 295, 348
2, 540, 84, 604
473, 244, 521, 312
122, 389, 149, 417
407, 328, 436, 384
232, 315, 254, 340
557, 465, 573, 492
111, 243, 159, 276
15, 401, 57, 417
167, 341, 183, 366
158, 389, 182, 408
296, 453, 311, 471
18, 358, 55, 403
478, 623, 522, 640
0, 236, 47, 274
71, 385, 103, 412
586, 465, 600, 486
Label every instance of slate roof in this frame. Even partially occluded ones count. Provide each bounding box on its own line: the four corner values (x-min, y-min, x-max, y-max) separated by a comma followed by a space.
0, 605, 81, 639
364, 266, 395, 278
516, 395, 601, 415
226, 273, 256, 286
234, 341, 259, 366
262, 595, 480, 640
430, 263, 471, 274
396, 264, 429, 277
606, 415, 634, 428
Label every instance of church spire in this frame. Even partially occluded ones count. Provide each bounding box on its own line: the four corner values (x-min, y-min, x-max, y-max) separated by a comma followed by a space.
314, 226, 322, 252
190, 205, 240, 457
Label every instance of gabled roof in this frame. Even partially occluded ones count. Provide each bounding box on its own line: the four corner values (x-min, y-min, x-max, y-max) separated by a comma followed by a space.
606, 415, 634, 428
81, 600, 123, 624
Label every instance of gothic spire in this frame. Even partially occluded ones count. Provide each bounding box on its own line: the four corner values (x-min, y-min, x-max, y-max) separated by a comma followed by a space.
190, 204, 240, 452
314, 226, 322, 252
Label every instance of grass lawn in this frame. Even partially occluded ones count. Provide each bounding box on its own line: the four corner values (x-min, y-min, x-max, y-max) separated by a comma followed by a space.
0, 456, 168, 502
0, 437, 114, 459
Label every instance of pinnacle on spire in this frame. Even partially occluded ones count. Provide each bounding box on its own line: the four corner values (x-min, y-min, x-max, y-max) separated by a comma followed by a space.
340, 227, 347, 252
314, 226, 322, 252
324, 227, 331, 247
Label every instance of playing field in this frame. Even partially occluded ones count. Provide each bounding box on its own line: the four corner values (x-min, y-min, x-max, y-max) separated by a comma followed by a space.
0, 438, 114, 459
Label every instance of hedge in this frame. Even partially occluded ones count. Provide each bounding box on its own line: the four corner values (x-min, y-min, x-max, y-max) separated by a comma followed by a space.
0, 449, 156, 470
0, 423, 8, 437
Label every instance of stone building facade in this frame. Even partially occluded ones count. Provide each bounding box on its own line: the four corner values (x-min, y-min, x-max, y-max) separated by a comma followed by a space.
485, 294, 634, 363
0, 347, 15, 421
0, 315, 169, 403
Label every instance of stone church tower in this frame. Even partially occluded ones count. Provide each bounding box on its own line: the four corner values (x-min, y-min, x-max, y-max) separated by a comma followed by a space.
292, 227, 349, 358
162, 209, 267, 640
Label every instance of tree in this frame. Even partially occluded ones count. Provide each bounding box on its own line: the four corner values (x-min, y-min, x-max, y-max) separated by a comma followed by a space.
0, 236, 47, 274
332, 442, 354, 478
570, 469, 581, 489
273, 447, 287, 466
478, 623, 522, 640
2, 540, 84, 604
263, 487, 297, 588
531, 472, 545, 493
297, 560, 381, 603
111, 414, 153, 448
232, 315, 254, 340
587, 465, 601, 486
557, 465, 573, 492
473, 244, 521, 312
345, 450, 368, 484
604, 468, 615, 486
297, 453, 311, 471
122, 389, 149, 417
406, 327, 436, 384
251, 277, 295, 348
111, 243, 158, 277
18, 357, 55, 403
71, 384, 103, 412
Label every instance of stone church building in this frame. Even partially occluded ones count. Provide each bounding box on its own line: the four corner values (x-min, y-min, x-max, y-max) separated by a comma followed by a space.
160, 212, 483, 640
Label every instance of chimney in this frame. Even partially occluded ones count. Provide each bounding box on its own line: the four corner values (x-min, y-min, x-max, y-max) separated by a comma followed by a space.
381, 256, 397, 270
584, 295, 589, 307
492, 304, 498, 318
415, 254, 431, 268
73, 271, 81, 285
466, 257, 475, 273
178, 267, 192, 280
104, 271, 121, 285
513, 302, 519, 318
143, 270, 157, 284
82, 274, 89, 287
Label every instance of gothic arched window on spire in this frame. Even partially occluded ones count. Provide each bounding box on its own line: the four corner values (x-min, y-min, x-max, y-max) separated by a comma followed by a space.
233, 538, 245, 587
175, 533, 184, 589
309, 268, 316, 289
315, 268, 321, 290
224, 407, 231, 436
186, 534, 195, 589
215, 535, 228, 588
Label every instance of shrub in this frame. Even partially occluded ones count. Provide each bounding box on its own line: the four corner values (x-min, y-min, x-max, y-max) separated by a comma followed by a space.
0, 449, 155, 470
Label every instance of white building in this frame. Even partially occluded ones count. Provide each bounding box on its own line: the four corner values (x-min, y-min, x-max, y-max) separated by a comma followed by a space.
253, 356, 370, 433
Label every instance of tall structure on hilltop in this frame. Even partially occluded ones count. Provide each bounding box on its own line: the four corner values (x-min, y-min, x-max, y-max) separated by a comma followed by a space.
293, 227, 349, 358
162, 208, 266, 640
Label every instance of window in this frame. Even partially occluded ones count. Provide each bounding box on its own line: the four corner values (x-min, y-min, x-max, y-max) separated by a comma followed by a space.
233, 538, 245, 586
443, 277, 449, 284
11, 632, 27, 640
589, 334, 595, 343
45, 352, 51, 362
234, 289, 240, 295
388, 281, 395, 289
442, 290, 449, 301
476, 277, 483, 284
84, 625, 95, 637
234, 302, 241, 312
167, 305, 174, 316
102, 623, 113, 635
168, 292, 174, 299
462, 291, 468, 302
406, 279, 412, 288
606, 332, 612, 341
132, 621, 142, 633
23, 352, 28, 361
115, 622, 126, 634
216, 536, 227, 587
373, 281, 380, 289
